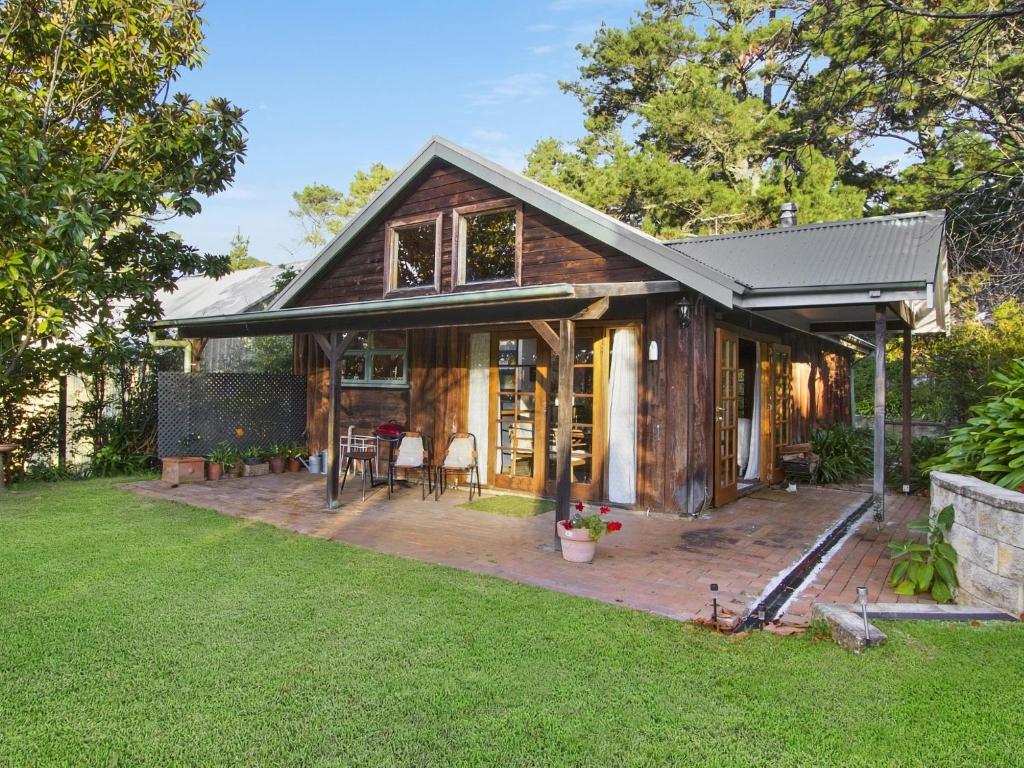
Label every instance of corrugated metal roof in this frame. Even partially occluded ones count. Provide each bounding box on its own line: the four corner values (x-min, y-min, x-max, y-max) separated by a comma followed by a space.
665, 211, 946, 291
157, 262, 308, 320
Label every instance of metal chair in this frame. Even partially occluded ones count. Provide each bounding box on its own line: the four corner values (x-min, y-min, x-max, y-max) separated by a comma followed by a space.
388, 432, 434, 500
437, 432, 482, 501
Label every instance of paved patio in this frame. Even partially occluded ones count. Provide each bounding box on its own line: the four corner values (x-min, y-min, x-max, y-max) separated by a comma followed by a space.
126, 472, 878, 623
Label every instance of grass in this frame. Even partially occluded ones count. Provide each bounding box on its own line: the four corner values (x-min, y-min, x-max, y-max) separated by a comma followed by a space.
2, 480, 1023, 767
458, 493, 555, 517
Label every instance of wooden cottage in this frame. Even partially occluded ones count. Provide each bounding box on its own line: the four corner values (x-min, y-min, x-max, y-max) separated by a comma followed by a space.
157, 137, 947, 520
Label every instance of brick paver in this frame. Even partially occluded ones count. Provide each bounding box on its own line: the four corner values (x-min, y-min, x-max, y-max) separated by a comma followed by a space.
779, 493, 934, 623
126, 474, 870, 623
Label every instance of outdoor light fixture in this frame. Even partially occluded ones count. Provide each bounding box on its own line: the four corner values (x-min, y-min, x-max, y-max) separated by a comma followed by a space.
648, 340, 659, 361
674, 297, 692, 329
710, 583, 719, 626
856, 586, 871, 642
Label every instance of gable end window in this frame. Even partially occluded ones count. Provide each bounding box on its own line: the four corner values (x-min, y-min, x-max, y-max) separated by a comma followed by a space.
384, 213, 442, 295
453, 199, 522, 287
341, 331, 408, 387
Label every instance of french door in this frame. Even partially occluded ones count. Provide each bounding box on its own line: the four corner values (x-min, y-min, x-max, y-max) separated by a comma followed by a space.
714, 328, 740, 506
488, 331, 608, 500
544, 332, 607, 502
769, 344, 792, 483
491, 336, 548, 493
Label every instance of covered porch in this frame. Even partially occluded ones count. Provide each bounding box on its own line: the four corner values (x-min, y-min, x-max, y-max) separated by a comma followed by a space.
125, 472, 873, 623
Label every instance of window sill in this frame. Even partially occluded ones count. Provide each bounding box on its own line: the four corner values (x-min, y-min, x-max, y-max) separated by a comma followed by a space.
339, 382, 410, 390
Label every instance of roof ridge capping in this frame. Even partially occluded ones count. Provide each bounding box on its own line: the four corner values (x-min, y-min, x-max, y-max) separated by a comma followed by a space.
664, 209, 946, 245
269, 136, 742, 310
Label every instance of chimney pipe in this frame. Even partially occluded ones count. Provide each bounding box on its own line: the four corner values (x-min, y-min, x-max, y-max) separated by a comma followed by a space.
780, 202, 798, 227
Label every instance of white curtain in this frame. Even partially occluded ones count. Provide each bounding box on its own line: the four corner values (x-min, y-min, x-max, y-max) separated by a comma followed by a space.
467, 333, 490, 482
607, 328, 638, 504
743, 344, 762, 481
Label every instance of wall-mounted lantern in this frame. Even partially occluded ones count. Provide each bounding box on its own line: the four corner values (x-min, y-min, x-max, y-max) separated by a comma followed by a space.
648, 340, 659, 362
675, 296, 692, 329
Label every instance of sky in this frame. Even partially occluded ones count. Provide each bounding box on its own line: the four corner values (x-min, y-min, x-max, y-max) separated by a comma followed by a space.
170, 0, 642, 266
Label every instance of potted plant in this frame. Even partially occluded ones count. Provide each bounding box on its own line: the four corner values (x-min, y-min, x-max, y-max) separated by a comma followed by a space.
241, 446, 269, 477
268, 443, 288, 474
286, 442, 305, 473
557, 501, 623, 563
205, 443, 235, 481
228, 448, 244, 478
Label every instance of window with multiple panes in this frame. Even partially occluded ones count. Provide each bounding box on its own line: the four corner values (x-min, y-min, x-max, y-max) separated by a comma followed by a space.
385, 213, 441, 293
341, 331, 408, 387
455, 201, 521, 286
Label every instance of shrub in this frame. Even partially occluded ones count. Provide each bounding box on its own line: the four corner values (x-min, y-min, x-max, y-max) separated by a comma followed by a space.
810, 425, 873, 484
926, 358, 1024, 490
885, 435, 947, 491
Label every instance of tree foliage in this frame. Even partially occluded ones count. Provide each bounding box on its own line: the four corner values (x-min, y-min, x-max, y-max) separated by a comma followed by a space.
0, 0, 246, 448
227, 228, 269, 271
290, 162, 396, 250
528, 0, 1024, 288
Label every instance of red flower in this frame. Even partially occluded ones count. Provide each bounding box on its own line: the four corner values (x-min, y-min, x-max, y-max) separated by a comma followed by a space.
574, 501, 585, 512
599, 505, 610, 515
606, 521, 623, 532
561, 519, 573, 529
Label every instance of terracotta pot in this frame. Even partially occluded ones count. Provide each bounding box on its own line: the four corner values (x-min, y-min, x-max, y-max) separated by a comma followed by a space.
207, 461, 224, 481
287, 457, 302, 472
557, 524, 598, 563
269, 457, 286, 474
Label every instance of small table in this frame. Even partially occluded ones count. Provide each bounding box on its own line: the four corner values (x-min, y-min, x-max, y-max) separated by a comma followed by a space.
0, 444, 15, 492
340, 449, 377, 501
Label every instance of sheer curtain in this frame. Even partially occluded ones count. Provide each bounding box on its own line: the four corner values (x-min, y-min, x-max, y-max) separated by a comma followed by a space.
607, 328, 638, 504
743, 345, 762, 481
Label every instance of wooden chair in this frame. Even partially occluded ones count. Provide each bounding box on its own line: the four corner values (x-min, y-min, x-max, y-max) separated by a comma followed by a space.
437, 433, 482, 501
388, 432, 433, 500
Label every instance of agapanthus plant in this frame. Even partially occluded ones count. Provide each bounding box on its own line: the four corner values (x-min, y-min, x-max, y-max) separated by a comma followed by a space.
560, 500, 623, 540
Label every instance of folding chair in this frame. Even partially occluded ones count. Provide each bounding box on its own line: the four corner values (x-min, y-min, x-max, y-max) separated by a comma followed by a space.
437, 432, 482, 501
388, 432, 434, 500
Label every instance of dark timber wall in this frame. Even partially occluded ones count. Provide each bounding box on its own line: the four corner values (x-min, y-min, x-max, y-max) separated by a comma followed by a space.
292, 160, 662, 307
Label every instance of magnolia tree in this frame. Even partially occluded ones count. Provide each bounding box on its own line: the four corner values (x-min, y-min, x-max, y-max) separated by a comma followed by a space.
0, 0, 246, 450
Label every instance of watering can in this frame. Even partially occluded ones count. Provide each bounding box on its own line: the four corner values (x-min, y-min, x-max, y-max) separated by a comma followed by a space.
298, 449, 328, 475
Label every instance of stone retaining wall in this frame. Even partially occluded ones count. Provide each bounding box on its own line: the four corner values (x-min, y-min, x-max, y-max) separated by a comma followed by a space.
930, 472, 1024, 615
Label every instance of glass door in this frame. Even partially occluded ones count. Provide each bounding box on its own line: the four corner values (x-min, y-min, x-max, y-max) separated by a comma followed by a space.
545, 333, 606, 502
769, 344, 792, 483
491, 337, 548, 493
714, 328, 740, 506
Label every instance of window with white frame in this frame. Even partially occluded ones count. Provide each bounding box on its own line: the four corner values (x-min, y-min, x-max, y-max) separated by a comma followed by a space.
385, 213, 441, 293
341, 331, 408, 387
454, 200, 521, 286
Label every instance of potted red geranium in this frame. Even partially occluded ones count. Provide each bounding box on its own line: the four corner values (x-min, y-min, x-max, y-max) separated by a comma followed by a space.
557, 501, 623, 563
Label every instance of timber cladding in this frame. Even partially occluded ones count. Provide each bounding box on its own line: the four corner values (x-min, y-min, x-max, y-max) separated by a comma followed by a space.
292, 161, 662, 308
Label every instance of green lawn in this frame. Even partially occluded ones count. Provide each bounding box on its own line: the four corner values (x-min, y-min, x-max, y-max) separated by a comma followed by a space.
459, 494, 556, 517
1, 480, 1022, 767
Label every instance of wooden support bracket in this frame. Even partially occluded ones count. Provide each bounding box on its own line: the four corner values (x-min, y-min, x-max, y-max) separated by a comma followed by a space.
529, 320, 561, 354
572, 295, 610, 321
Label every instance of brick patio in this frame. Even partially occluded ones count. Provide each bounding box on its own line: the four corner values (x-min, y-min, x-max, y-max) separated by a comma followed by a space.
126, 472, 882, 623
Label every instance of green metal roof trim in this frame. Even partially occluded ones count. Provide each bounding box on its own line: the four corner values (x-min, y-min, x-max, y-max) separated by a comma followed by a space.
269, 136, 742, 310
665, 210, 947, 292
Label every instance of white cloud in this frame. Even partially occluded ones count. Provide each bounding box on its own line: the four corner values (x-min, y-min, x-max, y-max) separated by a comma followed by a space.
528, 22, 558, 32
462, 129, 529, 173
547, 0, 633, 9
464, 72, 550, 106
532, 43, 559, 55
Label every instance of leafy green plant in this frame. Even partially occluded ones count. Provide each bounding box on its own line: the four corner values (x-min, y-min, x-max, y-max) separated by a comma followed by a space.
810, 425, 873, 484
205, 443, 237, 470
92, 446, 150, 477
241, 446, 267, 464
268, 443, 292, 459
925, 358, 1024, 490
888, 505, 959, 603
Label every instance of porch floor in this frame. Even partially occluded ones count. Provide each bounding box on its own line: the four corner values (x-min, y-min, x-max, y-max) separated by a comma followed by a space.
126, 473, 878, 624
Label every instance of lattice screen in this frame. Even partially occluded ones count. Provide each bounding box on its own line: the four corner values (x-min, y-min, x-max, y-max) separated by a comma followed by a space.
157, 372, 306, 457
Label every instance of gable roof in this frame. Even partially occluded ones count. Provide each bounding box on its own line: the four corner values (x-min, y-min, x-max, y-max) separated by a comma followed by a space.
270, 136, 742, 309
665, 210, 946, 292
